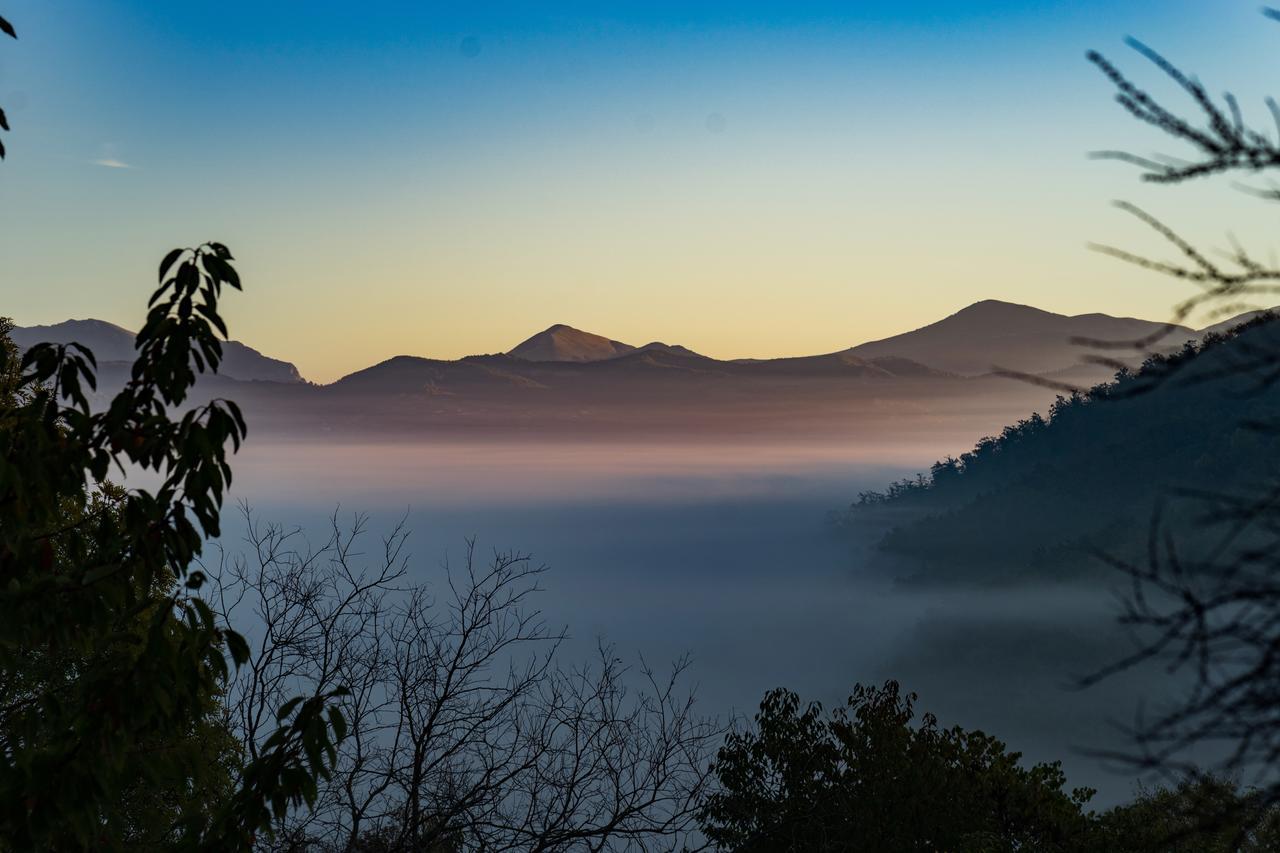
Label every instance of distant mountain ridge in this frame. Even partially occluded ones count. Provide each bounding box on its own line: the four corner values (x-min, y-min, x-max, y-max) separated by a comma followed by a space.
502, 301, 1259, 379
17, 301, 1268, 397
331, 345, 954, 398
19, 301, 1268, 440
844, 299, 1201, 377
11, 319, 305, 384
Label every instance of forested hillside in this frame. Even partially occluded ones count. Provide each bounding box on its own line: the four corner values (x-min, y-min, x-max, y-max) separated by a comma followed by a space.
843, 314, 1280, 581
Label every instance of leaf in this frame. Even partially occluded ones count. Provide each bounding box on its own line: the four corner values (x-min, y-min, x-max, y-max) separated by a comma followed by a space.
0, 138, 5, 160
327, 707, 347, 741
67, 342, 98, 369
191, 597, 215, 628
0, 107, 8, 131
158, 248, 183, 284
225, 629, 250, 667
276, 697, 303, 722
0, 17, 15, 39
223, 260, 241, 291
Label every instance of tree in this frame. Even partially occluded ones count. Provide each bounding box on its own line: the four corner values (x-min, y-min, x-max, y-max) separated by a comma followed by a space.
1093, 775, 1280, 852
0, 462, 242, 848
206, 508, 717, 851
1077, 9, 1280, 828
0, 243, 345, 849
0, 13, 346, 846
697, 680, 1094, 852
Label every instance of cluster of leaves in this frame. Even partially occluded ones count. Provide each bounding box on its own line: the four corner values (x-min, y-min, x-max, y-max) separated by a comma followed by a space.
0, 244, 344, 849
0, 12, 12, 159
1095, 776, 1280, 852
698, 680, 1096, 852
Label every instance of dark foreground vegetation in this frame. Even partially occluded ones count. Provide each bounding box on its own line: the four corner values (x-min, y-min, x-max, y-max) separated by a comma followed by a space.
0, 248, 718, 849
843, 5, 1280, 848
704, 681, 1280, 852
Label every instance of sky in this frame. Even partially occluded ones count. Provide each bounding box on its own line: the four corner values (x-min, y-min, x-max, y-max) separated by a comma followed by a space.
2, 1, 1279, 382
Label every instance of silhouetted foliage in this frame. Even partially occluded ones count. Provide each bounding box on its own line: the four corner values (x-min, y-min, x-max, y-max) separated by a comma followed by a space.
702, 680, 1280, 852
839, 11, 1280, 840
0, 11, 14, 160
1078, 27, 1280, 337
844, 7, 1280, 841
1064, 9, 1280, 832
1094, 775, 1280, 852
0, 245, 345, 849
1089, 33, 1280, 185
698, 681, 1096, 852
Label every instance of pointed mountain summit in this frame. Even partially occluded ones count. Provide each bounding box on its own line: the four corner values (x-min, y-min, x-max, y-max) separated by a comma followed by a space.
507, 324, 637, 362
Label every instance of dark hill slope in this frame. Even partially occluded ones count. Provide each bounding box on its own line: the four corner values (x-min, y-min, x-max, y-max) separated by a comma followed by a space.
844, 314, 1280, 581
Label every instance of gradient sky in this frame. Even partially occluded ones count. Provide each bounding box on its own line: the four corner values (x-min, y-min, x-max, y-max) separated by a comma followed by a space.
2, 1, 1278, 381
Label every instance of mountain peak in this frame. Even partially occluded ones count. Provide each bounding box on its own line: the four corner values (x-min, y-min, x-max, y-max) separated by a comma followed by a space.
950, 300, 1058, 322
847, 301, 1195, 377
508, 325, 637, 363
11, 318, 304, 384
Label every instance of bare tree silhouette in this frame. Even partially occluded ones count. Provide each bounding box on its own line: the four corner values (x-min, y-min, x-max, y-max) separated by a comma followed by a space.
1080, 8, 1280, 830
207, 506, 717, 852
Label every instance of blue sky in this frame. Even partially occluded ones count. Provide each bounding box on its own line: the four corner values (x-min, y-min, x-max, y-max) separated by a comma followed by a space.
1, 1, 1274, 380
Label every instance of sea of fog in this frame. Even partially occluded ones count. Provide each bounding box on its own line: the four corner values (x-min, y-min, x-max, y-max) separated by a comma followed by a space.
210, 438, 1182, 807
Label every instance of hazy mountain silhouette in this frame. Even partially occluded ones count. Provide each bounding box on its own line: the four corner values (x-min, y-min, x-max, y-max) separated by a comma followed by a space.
331, 345, 952, 397
24, 301, 1269, 441
845, 300, 1200, 377
12, 319, 304, 384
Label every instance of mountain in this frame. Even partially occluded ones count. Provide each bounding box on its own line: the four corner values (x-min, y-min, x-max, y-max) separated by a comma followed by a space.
508, 324, 637, 362
842, 312, 1280, 582
1199, 308, 1278, 338
635, 341, 707, 359
846, 300, 1199, 377
300, 339, 990, 442
507, 325, 709, 363
331, 346, 950, 396
21, 300, 1235, 442
725, 351, 955, 380
11, 319, 305, 384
